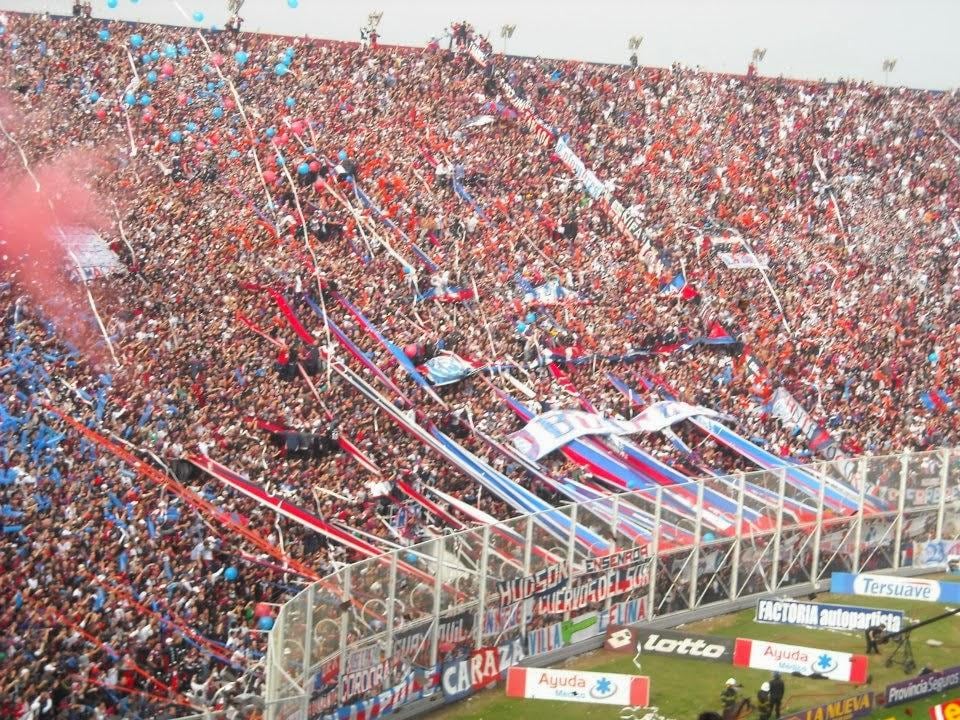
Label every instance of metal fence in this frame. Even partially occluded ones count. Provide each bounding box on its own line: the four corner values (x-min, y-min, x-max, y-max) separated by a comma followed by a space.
249, 447, 960, 720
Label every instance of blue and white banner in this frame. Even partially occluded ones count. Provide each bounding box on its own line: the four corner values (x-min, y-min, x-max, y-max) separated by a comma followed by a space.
524, 279, 578, 306
755, 598, 904, 633
509, 404, 724, 461
830, 572, 960, 604
554, 137, 606, 199
913, 539, 960, 568
421, 355, 478, 386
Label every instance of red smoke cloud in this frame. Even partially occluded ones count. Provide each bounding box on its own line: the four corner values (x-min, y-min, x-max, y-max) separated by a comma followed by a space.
1, 93, 112, 363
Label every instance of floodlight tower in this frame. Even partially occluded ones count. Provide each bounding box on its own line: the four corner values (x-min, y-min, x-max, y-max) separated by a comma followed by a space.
882, 58, 897, 86
500, 24, 516, 56
628, 35, 643, 69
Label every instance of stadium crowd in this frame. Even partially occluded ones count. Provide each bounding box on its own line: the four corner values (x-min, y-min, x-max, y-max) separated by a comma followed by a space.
0, 8, 958, 719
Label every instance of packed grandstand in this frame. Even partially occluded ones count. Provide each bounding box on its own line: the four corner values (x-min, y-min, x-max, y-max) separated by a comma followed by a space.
0, 5, 959, 720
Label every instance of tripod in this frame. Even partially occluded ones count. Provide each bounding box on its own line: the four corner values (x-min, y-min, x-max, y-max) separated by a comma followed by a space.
883, 605, 960, 674
885, 631, 915, 673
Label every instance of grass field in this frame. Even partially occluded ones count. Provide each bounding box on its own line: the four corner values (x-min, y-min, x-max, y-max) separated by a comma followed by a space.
426, 583, 960, 720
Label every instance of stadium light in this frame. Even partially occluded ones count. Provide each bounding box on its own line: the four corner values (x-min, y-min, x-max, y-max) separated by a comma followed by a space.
882, 57, 897, 86
500, 24, 516, 55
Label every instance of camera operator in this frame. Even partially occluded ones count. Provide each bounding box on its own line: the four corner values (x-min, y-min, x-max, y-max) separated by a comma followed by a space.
865, 623, 887, 654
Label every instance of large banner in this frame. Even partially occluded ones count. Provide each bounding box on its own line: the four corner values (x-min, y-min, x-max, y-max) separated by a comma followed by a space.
533, 560, 652, 615
506, 667, 650, 706
831, 572, 960, 603
440, 639, 525, 701
883, 665, 960, 706
780, 692, 874, 720
554, 137, 606, 199
732, 638, 868, 683
913, 539, 960, 568
394, 611, 474, 662
755, 598, 904, 633
509, 404, 721, 460
768, 388, 843, 461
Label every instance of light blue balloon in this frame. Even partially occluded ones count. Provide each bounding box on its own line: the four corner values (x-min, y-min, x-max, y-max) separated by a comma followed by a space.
141, 54, 151, 65
265, 127, 276, 138
258, 616, 274, 630
179, 44, 190, 56
224, 566, 238, 581
338, 150, 348, 162
297, 162, 310, 175
98, 29, 110, 42
206, 81, 215, 91
130, 34, 143, 48
228, 150, 240, 159
285, 97, 296, 108
193, 11, 204, 22
170, 130, 183, 143
88, 91, 100, 103
150, 50, 160, 62
146, 71, 157, 83
139, 93, 151, 106
287, 0, 299, 7
703, 532, 717, 542
212, 107, 224, 119
107, 0, 118, 8
164, 43, 177, 58
405, 553, 418, 564
929, 352, 939, 364
0, 26, 6, 36
274, 63, 289, 77
234, 50, 248, 65
186, 122, 198, 132
275, 155, 285, 166
123, 92, 136, 106
130, 0, 139, 3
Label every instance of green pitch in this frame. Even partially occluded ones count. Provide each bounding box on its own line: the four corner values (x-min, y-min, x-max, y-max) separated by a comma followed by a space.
426, 585, 960, 720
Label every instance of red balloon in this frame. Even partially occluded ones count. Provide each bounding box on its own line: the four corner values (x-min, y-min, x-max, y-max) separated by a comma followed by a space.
142, 112, 154, 123
224, 98, 235, 110
263, 170, 278, 183
309, 161, 320, 172
195, 142, 206, 152
177, 93, 188, 106
95, 108, 107, 121
161, 62, 175, 77
211, 53, 225, 67
291, 120, 305, 135
254, 602, 274, 618
403, 344, 419, 359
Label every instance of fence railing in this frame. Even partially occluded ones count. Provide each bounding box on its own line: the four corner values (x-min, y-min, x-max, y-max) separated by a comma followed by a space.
235, 447, 960, 720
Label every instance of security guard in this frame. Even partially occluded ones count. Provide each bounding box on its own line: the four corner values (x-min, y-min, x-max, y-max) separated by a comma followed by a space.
721, 678, 749, 720
757, 682, 773, 720
769, 672, 785, 718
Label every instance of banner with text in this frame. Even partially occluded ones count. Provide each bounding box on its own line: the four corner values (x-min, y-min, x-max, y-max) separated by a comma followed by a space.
755, 598, 904, 633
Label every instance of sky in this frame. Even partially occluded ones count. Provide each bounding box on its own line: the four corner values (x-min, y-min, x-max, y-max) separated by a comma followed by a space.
1, 0, 958, 90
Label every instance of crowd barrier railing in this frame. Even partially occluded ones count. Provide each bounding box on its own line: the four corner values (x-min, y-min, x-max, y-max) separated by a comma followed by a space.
198, 447, 960, 720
